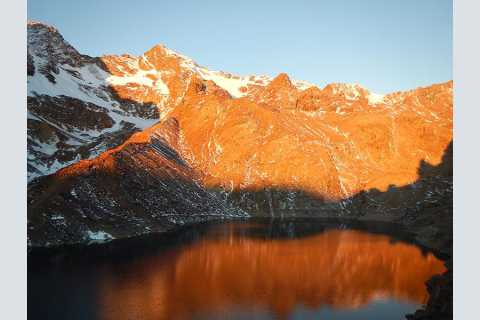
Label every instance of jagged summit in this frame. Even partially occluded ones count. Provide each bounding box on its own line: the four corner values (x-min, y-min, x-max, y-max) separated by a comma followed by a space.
28, 20, 81, 57
27, 20, 59, 31
323, 83, 366, 98
269, 73, 294, 87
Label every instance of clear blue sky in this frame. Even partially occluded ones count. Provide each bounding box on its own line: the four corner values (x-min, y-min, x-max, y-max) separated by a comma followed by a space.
28, 0, 452, 94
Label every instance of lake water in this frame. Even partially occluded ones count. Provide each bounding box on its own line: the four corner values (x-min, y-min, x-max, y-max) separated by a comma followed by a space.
28, 219, 446, 320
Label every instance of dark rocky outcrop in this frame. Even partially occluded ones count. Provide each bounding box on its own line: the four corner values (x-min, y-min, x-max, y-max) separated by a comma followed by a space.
27, 120, 246, 247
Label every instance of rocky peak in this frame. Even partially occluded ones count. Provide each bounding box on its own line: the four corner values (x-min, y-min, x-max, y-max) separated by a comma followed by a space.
139, 44, 185, 72
28, 20, 94, 70
268, 73, 295, 90
295, 86, 326, 111
250, 72, 299, 109
28, 20, 58, 33
27, 20, 99, 85
322, 83, 370, 100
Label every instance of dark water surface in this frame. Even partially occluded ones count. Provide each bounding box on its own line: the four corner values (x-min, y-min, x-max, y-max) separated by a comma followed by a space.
28, 219, 446, 320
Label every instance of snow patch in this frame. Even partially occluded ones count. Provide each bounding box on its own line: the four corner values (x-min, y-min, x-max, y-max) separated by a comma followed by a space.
368, 92, 385, 104
85, 230, 114, 243
195, 68, 270, 98
292, 79, 315, 91
30, 139, 58, 156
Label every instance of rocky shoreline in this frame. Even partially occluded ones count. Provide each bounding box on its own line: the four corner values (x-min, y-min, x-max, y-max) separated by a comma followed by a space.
28, 204, 452, 320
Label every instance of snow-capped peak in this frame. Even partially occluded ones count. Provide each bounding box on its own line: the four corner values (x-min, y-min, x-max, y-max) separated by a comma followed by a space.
323, 83, 385, 104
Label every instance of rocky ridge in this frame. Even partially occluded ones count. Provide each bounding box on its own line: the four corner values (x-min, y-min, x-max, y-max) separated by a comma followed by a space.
28, 21, 318, 181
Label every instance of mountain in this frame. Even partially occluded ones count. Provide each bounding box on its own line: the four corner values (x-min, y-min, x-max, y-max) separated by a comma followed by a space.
27, 21, 313, 181
27, 21, 452, 248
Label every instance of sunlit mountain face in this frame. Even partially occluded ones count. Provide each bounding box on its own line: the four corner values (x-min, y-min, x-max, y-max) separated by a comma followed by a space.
27, 20, 452, 247
96, 226, 445, 320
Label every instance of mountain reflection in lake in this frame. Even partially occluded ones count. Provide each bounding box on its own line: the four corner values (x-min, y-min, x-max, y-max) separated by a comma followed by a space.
28, 220, 446, 320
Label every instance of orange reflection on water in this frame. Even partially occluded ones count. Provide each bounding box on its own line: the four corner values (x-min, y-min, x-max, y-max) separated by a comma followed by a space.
98, 228, 446, 320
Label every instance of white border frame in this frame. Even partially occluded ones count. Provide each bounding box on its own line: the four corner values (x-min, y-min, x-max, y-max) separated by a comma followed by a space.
2, 0, 480, 319
0, 0, 27, 319
453, 0, 480, 318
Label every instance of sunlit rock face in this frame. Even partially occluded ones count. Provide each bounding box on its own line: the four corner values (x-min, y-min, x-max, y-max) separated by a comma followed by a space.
97, 229, 446, 320
27, 21, 452, 246
165, 77, 452, 202
27, 21, 278, 181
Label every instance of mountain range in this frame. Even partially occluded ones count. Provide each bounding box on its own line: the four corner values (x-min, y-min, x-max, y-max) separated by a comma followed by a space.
27, 21, 452, 249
